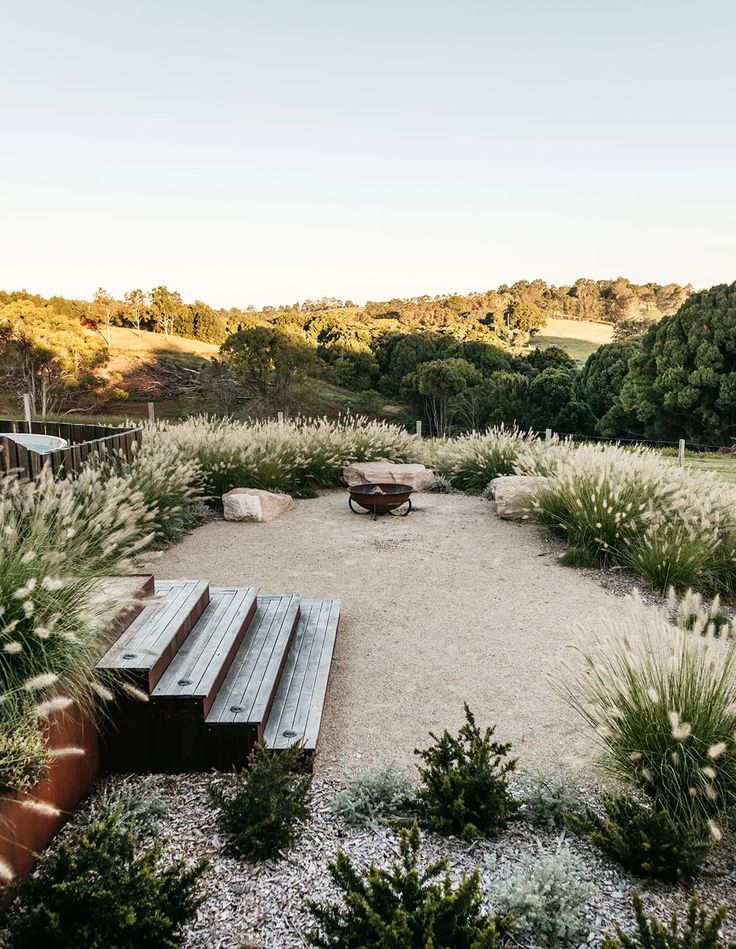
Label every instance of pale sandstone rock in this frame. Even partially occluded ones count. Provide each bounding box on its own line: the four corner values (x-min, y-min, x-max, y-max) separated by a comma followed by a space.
342, 462, 434, 492
222, 488, 295, 522
490, 475, 548, 520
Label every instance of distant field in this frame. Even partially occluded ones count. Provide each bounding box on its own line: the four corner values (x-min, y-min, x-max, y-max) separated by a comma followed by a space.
106, 326, 219, 357
530, 317, 614, 363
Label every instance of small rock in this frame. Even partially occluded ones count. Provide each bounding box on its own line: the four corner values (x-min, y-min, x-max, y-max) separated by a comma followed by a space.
222, 488, 295, 523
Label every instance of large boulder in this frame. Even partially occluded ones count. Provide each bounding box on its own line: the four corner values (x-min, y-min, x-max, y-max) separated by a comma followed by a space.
343, 461, 434, 492
222, 488, 295, 523
490, 475, 548, 520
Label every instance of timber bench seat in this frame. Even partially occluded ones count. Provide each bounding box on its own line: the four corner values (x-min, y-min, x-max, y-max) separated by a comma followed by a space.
99, 579, 340, 773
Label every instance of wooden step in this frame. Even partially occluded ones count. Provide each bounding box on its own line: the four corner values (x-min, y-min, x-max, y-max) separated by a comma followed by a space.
205, 594, 301, 768
263, 599, 340, 752
151, 586, 258, 716
97, 579, 210, 691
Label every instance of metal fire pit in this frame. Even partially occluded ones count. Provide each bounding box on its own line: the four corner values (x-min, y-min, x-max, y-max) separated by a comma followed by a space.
348, 482, 413, 517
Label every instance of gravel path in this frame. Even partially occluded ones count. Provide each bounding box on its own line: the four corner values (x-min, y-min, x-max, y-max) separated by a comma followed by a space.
155, 490, 644, 779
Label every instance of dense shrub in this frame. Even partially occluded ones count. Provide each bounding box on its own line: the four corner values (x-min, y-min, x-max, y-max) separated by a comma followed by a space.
155, 415, 424, 497
209, 742, 311, 860
306, 822, 512, 948
332, 762, 415, 829
414, 705, 517, 839
8, 810, 206, 949
553, 595, 736, 831
519, 772, 584, 830
603, 891, 735, 949
580, 794, 711, 882
491, 845, 596, 947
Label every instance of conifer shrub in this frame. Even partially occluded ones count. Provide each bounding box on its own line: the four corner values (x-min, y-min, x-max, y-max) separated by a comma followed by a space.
332, 762, 415, 829
603, 891, 735, 949
578, 794, 711, 883
491, 845, 596, 947
8, 810, 206, 949
306, 822, 512, 948
209, 741, 311, 860
414, 705, 517, 839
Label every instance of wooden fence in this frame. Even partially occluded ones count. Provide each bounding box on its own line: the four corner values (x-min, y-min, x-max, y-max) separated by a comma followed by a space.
0, 420, 143, 480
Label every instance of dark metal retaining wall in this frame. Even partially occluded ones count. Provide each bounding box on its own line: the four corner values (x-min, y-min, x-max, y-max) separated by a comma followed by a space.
0, 419, 143, 479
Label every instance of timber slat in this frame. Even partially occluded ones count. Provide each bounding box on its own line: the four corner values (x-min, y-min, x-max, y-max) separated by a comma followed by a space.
152, 586, 258, 716
263, 599, 340, 751
206, 595, 301, 726
97, 579, 210, 690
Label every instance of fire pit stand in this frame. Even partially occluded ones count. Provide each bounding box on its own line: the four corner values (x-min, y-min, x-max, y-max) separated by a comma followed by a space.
348, 483, 413, 519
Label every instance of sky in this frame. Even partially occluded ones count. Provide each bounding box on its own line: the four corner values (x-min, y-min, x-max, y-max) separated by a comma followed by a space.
1, 0, 735, 309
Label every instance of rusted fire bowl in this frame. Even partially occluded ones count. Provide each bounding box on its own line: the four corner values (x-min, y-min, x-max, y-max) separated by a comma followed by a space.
348, 482, 413, 516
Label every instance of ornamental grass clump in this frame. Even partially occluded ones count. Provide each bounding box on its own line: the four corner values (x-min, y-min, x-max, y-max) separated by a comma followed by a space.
306, 822, 512, 948
603, 891, 735, 949
552, 594, 736, 833
432, 426, 541, 494
414, 704, 517, 839
532, 442, 736, 594
0, 468, 156, 797
491, 845, 596, 947
154, 415, 424, 498
209, 742, 311, 860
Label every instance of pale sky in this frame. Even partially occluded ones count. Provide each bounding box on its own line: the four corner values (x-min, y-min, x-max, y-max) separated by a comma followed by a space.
1, 0, 734, 308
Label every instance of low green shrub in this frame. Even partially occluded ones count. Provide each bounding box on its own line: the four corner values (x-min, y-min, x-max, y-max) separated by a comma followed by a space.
519, 772, 584, 830
414, 705, 517, 839
0, 711, 47, 796
8, 810, 206, 949
491, 845, 596, 947
306, 822, 512, 948
602, 891, 735, 949
209, 742, 311, 860
579, 794, 711, 882
332, 762, 415, 829
553, 595, 736, 831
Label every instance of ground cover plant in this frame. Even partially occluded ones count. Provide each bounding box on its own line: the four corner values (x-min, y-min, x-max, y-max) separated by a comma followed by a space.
602, 892, 736, 949
153, 414, 424, 497
491, 845, 596, 947
306, 822, 512, 948
519, 771, 585, 830
209, 741, 312, 860
7, 809, 206, 949
553, 594, 736, 834
332, 761, 415, 829
414, 705, 517, 839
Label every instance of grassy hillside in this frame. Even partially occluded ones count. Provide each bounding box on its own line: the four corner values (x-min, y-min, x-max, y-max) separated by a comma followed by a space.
106, 325, 219, 357
530, 317, 614, 362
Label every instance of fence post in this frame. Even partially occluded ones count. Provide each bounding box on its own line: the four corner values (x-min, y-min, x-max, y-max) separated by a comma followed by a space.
147, 402, 155, 425
277, 411, 285, 426
545, 428, 552, 447
22, 393, 32, 431
678, 438, 686, 468
415, 420, 422, 438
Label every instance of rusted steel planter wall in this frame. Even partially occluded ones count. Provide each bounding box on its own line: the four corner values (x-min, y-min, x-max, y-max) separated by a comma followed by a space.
0, 702, 99, 892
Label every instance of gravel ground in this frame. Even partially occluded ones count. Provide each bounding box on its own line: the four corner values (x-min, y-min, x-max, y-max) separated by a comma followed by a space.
8, 772, 733, 948
154, 489, 660, 779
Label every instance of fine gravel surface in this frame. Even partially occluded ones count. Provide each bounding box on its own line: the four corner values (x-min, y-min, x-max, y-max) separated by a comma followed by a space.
155, 489, 652, 779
